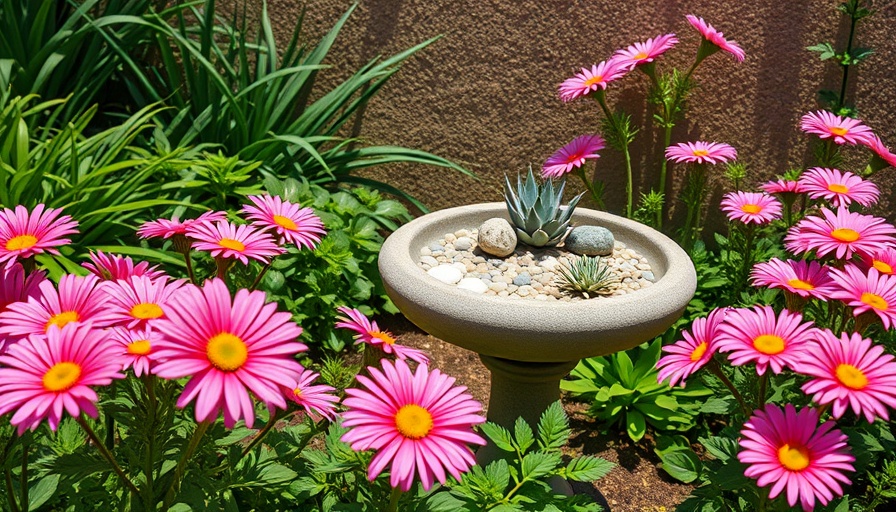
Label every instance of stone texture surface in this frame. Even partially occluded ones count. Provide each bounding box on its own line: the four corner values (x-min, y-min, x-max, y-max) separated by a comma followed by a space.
564, 226, 615, 256
477, 217, 517, 257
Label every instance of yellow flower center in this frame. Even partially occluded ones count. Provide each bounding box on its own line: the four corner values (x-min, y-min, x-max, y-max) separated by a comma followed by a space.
5, 234, 38, 251
394, 404, 434, 440
692, 149, 710, 157
829, 126, 849, 137
218, 238, 246, 252
861, 292, 889, 311
690, 341, 708, 362
787, 278, 815, 291
827, 183, 850, 194
273, 214, 298, 231
633, 51, 649, 60
130, 302, 164, 320
293, 387, 303, 398
830, 228, 860, 243
371, 330, 396, 345
753, 334, 785, 355
583, 75, 604, 87
835, 363, 868, 390
777, 443, 811, 471
206, 333, 248, 372
45, 311, 80, 332
127, 340, 152, 356
42, 362, 82, 392
873, 260, 893, 274
740, 204, 762, 214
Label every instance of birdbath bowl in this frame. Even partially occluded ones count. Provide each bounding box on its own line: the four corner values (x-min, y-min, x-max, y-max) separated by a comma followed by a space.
378, 203, 696, 462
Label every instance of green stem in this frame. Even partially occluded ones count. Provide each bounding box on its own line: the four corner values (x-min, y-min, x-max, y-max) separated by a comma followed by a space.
595, 92, 634, 217
386, 486, 402, 512
757, 373, 768, 411
622, 144, 633, 218
162, 420, 211, 510
249, 261, 273, 291
734, 223, 756, 301
141, 376, 157, 510
838, 2, 860, 110
708, 360, 750, 417
183, 251, 197, 285
657, 121, 673, 229
19, 434, 28, 512
76, 416, 140, 496
575, 166, 601, 207
4, 469, 19, 512
240, 411, 282, 459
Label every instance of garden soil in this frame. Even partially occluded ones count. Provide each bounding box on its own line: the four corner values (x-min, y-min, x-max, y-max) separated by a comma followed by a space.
379, 313, 695, 512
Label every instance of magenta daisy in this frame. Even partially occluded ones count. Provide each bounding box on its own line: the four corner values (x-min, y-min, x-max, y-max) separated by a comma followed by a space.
665, 141, 737, 165
541, 134, 605, 179
335, 306, 430, 365
613, 34, 678, 70
829, 265, 896, 329
715, 306, 815, 375
187, 219, 284, 265
241, 195, 326, 250
750, 258, 836, 300
102, 275, 184, 329
798, 167, 879, 208
786, 207, 896, 260
0, 204, 78, 266
152, 279, 306, 428
656, 308, 727, 387
739, 404, 854, 511
860, 247, 896, 276
558, 59, 628, 102
341, 358, 486, 491
686, 15, 745, 62
0, 323, 125, 434
137, 210, 227, 240
82, 250, 164, 282
0, 274, 118, 345
760, 178, 805, 196
282, 369, 339, 421
110, 326, 160, 377
800, 111, 874, 145
865, 134, 896, 168
720, 191, 782, 225
796, 329, 896, 423
0, 263, 46, 312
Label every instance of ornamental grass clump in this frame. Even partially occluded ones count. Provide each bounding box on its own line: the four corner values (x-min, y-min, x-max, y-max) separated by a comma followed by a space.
554, 255, 619, 298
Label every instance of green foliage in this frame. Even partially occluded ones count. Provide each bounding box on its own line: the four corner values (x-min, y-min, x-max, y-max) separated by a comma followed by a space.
554, 255, 619, 298
561, 339, 711, 442
504, 166, 583, 247
632, 189, 664, 228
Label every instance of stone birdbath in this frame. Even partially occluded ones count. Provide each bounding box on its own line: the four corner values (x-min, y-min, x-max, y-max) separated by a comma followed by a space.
378, 202, 696, 465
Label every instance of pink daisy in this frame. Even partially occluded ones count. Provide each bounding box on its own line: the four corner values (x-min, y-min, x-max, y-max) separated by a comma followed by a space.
760, 179, 805, 196
829, 265, 896, 329
0, 323, 125, 434
0, 274, 118, 345
341, 358, 486, 491
750, 258, 837, 300
152, 279, 306, 428
282, 369, 340, 421
686, 15, 745, 62
720, 191, 782, 225
613, 34, 679, 70
859, 247, 896, 276
656, 308, 727, 387
241, 195, 326, 250
796, 329, 896, 423
110, 326, 160, 377
716, 306, 815, 375
798, 167, 879, 208
335, 306, 430, 365
665, 141, 737, 165
187, 220, 284, 265
558, 59, 628, 102
102, 275, 184, 330
786, 207, 896, 260
0, 204, 78, 267
864, 134, 896, 168
738, 404, 854, 511
82, 250, 164, 282
541, 134, 606, 179
0, 263, 46, 312
137, 210, 227, 240
800, 111, 874, 145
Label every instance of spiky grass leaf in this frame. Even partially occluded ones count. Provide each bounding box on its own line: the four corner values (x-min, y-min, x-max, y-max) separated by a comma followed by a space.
555, 255, 619, 297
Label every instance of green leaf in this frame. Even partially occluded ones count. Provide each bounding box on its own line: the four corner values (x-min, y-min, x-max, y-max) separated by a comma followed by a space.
653, 434, 691, 457
27, 474, 59, 510
480, 422, 515, 453
563, 456, 615, 482
659, 449, 702, 483
514, 417, 535, 453
625, 409, 646, 442
698, 396, 732, 414
700, 436, 739, 463
537, 401, 570, 450
521, 451, 561, 480
807, 42, 837, 60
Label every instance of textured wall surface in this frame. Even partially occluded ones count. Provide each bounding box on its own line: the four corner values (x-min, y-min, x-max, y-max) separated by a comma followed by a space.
263, 0, 896, 218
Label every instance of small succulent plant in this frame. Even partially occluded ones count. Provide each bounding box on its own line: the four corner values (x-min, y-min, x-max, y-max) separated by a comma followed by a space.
555, 255, 619, 298
504, 166, 584, 247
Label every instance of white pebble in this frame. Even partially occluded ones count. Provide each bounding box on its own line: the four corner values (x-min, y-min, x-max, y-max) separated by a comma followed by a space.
427, 265, 463, 284
457, 278, 489, 293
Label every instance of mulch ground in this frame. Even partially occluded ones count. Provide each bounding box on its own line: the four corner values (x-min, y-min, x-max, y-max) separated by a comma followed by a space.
379, 313, 695, 512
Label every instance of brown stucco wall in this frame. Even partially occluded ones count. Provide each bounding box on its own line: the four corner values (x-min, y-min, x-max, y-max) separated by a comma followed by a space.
264, 0, 896, 218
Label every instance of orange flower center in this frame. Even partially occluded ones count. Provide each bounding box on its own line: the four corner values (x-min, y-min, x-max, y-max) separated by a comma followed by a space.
787, 278, 815, 291
583, 75, 604, 87
830, 228, 860, 243
45, 311, 79, 332
827, 183, 850, 194
829, 126, 849, 137
5, 234, 38, 251
43, 362, 82, 392
394, 404, 434, 440
872, 260, 893, 274
371, 330, 396, 345
206, 333, 248, 371
633, 52, 649, 60
740, 204, 762, 214
861, 292, 889, 311
130, 302, 164, 320
835, 363, 868, 390
273, 214, 298, 231
566, 152, 584, 163
293, 387, 303, 398
777, 443, 810, 471
127, 340, 152, 356
218, 238, 246, 252
692, 149, 710, 157
690, 342, 708, 362
753, 334, 785, 355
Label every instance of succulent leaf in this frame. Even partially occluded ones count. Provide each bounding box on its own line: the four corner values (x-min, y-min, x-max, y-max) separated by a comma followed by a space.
502, 166, 581, 247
